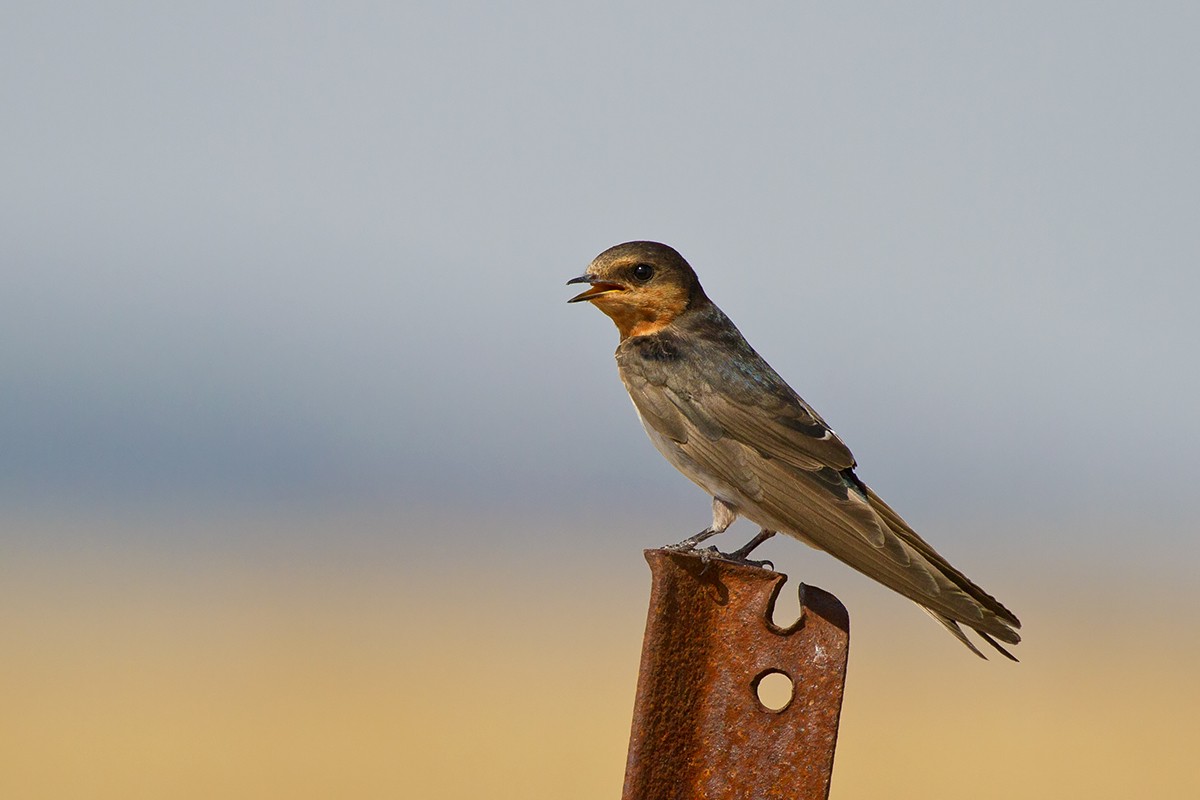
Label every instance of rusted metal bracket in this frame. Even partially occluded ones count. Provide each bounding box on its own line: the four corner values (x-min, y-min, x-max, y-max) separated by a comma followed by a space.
622, 549, 850, 800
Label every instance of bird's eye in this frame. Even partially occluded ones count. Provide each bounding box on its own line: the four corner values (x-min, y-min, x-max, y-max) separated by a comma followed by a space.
632, 263, 654, 282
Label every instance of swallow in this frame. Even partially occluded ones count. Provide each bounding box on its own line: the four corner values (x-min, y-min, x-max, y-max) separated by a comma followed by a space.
567, 241, 1021, 659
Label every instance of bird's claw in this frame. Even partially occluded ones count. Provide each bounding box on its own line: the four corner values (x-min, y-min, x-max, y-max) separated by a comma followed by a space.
667, 542, 774, 572
724, 554, 775, 570
665, 538, 699, 551
664, 529, 772, 570
719, 544, 775, 570
665, 531, 714, 551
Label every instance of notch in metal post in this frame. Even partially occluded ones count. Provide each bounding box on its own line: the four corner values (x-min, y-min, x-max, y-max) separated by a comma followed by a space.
622, 549, 850, 800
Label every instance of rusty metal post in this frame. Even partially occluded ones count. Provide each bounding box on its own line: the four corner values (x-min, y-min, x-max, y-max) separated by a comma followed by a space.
622, 549, 850, 800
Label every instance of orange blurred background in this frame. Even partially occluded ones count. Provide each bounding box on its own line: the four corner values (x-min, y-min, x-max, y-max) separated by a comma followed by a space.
4, 508, 1195, 799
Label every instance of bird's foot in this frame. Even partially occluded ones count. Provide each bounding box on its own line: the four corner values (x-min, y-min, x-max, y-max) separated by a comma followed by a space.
716, 529, 777, 569
693, 545, 772, 571
719, 552, 775, 570
665, 528, 720, 551
664, 541, 774, 571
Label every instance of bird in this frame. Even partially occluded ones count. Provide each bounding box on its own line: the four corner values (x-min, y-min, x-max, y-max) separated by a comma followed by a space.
567, 241, 1021, 659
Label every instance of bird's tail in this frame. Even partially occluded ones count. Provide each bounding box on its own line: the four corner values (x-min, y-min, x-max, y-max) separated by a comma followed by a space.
865, 487, 1022, 660
922, 608, 1019, 661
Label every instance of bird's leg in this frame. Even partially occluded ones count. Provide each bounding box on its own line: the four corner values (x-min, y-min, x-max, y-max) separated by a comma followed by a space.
722, 529, 777, 569
666, 497, 738, 550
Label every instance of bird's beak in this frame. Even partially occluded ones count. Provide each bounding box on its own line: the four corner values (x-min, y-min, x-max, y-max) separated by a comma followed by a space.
566, 274, 626, 303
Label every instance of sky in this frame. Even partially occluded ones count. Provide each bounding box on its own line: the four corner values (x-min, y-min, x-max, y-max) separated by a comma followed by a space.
3, 3, 1199, 553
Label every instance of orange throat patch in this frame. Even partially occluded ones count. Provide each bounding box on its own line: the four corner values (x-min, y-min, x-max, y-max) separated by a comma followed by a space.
591, 285, 689, 340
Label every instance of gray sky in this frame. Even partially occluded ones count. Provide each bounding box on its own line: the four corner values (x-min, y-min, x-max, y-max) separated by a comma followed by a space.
4, 4, 1198, 555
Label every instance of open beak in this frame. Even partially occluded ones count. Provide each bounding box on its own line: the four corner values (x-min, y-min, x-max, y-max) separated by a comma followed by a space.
566, 274, 626, 303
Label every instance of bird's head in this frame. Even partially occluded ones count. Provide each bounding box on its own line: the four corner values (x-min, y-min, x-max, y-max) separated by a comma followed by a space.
566, 241, 706, 339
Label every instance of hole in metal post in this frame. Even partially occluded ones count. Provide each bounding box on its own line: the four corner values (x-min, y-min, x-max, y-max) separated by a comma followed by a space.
753, 669, 794, 712
769, 583, 802, 629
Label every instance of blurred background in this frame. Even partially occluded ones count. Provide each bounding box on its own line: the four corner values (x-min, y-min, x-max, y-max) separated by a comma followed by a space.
3, 3, 1198, 797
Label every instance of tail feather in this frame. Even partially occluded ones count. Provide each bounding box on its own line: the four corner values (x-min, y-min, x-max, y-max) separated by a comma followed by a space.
923, 608, 1019, 661
977, 630, 1020, 662
864, 485, 1022, 656
866, 486, 1020, 630
923, 608, 988, 659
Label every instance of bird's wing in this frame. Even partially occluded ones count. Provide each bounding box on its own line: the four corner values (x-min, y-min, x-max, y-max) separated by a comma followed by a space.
621, 331, 858, 470
618, 338, 1020, 648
